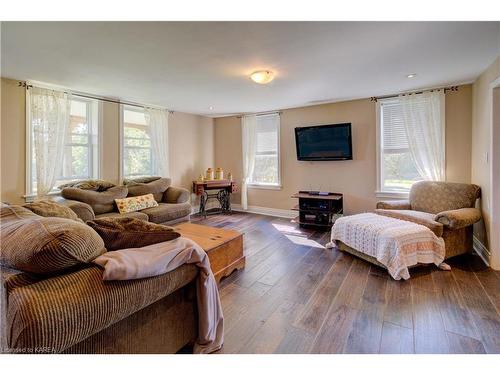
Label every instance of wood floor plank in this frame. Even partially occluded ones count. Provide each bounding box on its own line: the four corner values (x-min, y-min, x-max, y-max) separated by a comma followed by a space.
384, 279, 413, 329
411, 287, 451, 353
309, 258, 371, 353
432, 270, 480, 340
241, 300, 305, 353
446, 332, 487, 354
452, 266, 500, 353
474, 269, 500, 315
343, 271, 388, 353
379, 322, 414, 354
293, 252, 354, 333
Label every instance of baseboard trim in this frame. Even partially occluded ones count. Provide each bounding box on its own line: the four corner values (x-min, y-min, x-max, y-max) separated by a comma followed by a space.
473, 235, 490, 266
231, 204, 296, 219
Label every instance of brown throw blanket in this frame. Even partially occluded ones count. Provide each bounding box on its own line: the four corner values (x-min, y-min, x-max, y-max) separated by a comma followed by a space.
93, 237, 224, 354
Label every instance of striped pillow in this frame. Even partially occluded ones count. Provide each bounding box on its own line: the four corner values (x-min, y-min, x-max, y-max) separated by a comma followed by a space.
115, 193, 158, 214
87, 217, 180, 250
0, 205, 106, 274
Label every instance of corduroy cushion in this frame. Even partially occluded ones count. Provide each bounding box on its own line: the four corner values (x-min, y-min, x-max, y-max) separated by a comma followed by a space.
96, 211, 149, 221
0, 205, 106, 274
24, 200, 82, 222
87, 217, 180, 251
61, 185, 128, 215
126, 178, 171, 203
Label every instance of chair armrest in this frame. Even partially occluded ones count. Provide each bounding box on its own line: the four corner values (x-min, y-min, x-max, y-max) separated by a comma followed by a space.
163, 186, 190, 204
50, 197, 95, 222
376, 200, 411, 210
435, 208, 482, 229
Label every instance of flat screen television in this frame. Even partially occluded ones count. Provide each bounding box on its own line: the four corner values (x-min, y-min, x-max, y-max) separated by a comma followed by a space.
295, 123, 353, 161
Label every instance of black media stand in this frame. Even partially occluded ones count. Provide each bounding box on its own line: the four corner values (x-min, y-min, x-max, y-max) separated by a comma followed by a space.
291, 191, 343, 230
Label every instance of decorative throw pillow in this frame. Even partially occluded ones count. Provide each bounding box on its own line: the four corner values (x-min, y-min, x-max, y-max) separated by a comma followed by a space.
0, 205, 106, 274
87, 217, 180, 251
115, 193, 158, 214
24, 200, 83, 222
58, 179, 116, 192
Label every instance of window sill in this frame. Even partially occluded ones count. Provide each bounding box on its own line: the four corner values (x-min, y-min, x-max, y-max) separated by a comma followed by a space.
248, 184, 282, 191
23, 190, 62, 203
375, 190, 410, 199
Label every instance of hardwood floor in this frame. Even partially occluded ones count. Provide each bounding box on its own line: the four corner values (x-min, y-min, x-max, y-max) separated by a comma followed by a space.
191, 212, 500, 354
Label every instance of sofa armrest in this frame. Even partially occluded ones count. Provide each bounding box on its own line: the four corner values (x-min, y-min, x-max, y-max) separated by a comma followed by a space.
50, 197, 95, 222
376, 200, 411, 210
163, 186, 190, 204
435, 208, 482, 229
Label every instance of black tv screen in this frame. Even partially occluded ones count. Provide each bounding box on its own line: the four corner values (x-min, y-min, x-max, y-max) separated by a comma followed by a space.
295, 123, 353, 161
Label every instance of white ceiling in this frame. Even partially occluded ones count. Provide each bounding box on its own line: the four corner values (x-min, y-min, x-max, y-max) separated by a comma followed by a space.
2, 22, 499, 116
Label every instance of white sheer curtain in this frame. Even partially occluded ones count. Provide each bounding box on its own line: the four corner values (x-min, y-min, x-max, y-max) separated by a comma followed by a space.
241, 115, 257, 210
30, 87, 71, 196
145, 108, 170, 178
401, 91, 445, 181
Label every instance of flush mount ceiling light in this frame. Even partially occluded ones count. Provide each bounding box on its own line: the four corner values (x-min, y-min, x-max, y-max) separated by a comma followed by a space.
250, 70, 275, 84
406, 73, 417, 78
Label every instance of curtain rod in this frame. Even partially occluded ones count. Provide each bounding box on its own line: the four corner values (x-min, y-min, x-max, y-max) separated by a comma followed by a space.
236, 110, 282, 119
370, 85, 459, 102
18, 81, 174, 113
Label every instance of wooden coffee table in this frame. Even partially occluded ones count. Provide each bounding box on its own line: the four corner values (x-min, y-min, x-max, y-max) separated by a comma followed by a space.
174, 222, 245, 283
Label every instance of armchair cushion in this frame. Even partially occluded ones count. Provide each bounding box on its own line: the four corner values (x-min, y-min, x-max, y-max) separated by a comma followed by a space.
375, 209, 444, 237
24, 200, 82, 223
376, 200, 411, 210
435, 208, 482, 230
163, 186, 190, 204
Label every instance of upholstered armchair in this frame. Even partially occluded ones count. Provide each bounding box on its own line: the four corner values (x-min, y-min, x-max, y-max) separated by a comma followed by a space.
376, 181, 481, 259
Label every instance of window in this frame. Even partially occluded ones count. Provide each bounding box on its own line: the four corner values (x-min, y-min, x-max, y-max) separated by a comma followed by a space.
121, 106, 153, 178
60, 99, 100, 183
377, 93, 445, 196
249, 114, 281, 187
27, 96, 100, 197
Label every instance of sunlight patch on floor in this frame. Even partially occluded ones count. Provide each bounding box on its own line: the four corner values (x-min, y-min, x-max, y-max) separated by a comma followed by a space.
271, 223, 304, 235
285, 234, 325, 249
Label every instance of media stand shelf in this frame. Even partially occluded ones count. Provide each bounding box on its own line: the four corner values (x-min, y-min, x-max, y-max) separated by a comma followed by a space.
291, 191, 343, 230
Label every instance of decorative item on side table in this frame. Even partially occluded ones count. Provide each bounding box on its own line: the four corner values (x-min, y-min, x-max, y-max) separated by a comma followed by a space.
193, 169, 238, 217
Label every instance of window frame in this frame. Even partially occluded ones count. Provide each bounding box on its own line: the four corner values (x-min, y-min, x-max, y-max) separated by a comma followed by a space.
376, 98, 415, 199
25, 89, 101, 201
119, 104, 155, 180
247, 113, 282, 190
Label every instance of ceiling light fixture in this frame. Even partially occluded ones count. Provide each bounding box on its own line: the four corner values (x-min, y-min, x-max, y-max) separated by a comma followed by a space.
209, 106, 214, 110
407, 73, 417, 78
250, 70, 275, 84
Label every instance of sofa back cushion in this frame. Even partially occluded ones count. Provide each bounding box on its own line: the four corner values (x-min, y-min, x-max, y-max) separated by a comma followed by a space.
58, 179, 116, 192
126, 178, 171, 203
409, 181, 481, 214
0, 205, 105, 274
61, 185, 128, 214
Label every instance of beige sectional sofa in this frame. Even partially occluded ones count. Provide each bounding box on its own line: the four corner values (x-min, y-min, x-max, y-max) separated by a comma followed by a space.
55, 178, 192, 225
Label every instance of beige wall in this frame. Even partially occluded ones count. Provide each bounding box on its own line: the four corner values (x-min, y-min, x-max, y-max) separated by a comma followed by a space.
471, 55, 500, 268
214, 85, 473, 215
0, 77, 214, 205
